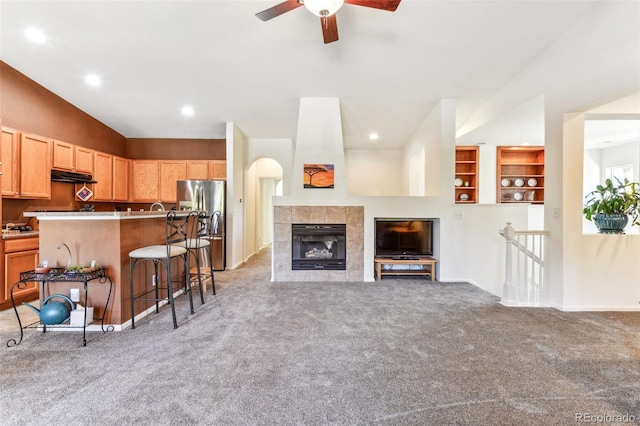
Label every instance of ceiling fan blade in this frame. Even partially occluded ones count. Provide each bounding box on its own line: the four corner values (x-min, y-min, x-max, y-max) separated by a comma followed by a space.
344, 0, 401, 12
256, 0, 303, 21
321, 15, 339, 44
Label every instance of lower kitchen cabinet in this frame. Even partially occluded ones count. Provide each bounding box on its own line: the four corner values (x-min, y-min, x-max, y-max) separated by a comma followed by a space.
1, 237, 39, 310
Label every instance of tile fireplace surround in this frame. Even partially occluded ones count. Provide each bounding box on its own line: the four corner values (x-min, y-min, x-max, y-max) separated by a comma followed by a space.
273, 206, 364, 282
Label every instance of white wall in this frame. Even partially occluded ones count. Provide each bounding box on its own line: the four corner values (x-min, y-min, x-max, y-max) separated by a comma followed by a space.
478, 145, 497, 204
247, 138, 293, 195
345, 149, 404, 196
451, 2, 639, 310
273, 98, 532, 298
230, 2, 640, 309
403, 104, 448, 197
245, 154, 285, 257
225, 123, 248, 269
291, 98, 350, 204
563, 113, 640, 310
600, 142, 640, 180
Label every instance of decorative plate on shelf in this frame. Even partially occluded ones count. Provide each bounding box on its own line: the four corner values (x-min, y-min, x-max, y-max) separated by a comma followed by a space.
514, 178, 525, 187
501, 178, 511, 187
513, 192, 524, 201
527, 178, 538, 187
459, 193, 469, 201
455, 177, 464, 187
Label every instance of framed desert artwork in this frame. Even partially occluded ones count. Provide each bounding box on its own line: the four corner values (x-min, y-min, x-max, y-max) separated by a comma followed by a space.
303, 164, 334, 189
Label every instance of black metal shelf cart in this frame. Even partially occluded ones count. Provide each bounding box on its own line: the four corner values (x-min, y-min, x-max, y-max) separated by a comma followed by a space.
7, 267, 113, 347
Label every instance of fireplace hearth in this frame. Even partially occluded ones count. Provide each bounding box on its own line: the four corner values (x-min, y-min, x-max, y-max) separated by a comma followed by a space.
292, 224, 346, 270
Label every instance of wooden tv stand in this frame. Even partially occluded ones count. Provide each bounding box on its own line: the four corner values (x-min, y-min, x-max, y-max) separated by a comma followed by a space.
374, 257, 438, 281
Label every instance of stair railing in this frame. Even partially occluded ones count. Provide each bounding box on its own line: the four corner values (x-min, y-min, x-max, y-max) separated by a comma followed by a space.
499, 222, 549, 306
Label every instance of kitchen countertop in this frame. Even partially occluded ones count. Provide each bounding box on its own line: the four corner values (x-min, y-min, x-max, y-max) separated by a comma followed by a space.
23, 211, 182, 221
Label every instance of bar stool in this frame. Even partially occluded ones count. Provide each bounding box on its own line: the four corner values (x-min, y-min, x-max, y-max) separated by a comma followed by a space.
176, 210, 215, 297
129, 211, 194, 329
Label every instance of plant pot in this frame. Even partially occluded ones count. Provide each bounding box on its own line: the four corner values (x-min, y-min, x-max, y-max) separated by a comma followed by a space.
594, 213, 629, 234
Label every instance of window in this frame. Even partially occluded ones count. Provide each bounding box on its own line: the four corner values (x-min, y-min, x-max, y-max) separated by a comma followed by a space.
605, 164, 633, 184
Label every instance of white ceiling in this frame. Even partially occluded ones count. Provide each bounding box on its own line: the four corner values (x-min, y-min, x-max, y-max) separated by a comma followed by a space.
584, 119, 640, 150
0, 0, 602, 149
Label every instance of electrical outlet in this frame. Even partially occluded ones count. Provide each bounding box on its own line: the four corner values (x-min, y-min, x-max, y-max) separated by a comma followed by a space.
70, 288, 80, 302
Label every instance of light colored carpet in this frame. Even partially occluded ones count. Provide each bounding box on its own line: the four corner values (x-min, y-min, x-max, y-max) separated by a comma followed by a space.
1, 247, 639, 425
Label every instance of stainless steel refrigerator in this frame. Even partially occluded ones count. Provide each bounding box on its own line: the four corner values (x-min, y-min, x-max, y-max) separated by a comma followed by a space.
176, 180, 226, 270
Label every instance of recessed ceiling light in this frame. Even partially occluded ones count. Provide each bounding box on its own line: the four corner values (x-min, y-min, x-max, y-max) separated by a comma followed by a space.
24, 27, 46, 44
85, 74, 102, 87
181, 106, 195, 117
369, 132, 379, 140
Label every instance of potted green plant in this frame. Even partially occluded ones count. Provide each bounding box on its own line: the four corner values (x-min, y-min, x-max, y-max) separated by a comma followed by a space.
583, 178, 640, 234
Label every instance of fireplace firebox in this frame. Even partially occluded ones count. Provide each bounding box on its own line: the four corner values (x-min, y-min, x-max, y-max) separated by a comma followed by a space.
291, 224, 346, 270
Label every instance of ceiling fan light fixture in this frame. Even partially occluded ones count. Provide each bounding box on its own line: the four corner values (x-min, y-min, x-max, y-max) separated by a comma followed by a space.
303, 0, 344, 17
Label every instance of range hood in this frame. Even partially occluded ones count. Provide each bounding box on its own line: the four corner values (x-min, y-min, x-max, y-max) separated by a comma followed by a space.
51, 170, 97, 184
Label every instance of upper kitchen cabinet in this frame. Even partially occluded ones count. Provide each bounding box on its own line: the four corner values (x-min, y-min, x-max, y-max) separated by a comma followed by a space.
75, 146, 94, 174
130, 160, 160, 202
209, 160, 226, 180
52, 140, 94, 175
187, 160, 226, 180
51, 140, 74, 171
84, 152, 129, 202
2, 127, 20, 197
18, 133, 51, 199
92, 151, 114, 201
496, 146, 545, 204
187, 160, 209, 180
113, 156, 129, 202
159, 160, 187, 202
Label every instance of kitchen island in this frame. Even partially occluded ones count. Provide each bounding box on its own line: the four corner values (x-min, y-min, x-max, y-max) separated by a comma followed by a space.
23, 211, 186, 329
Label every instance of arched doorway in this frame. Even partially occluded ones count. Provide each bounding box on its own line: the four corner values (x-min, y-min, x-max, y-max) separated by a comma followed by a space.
245, 158, 283, 257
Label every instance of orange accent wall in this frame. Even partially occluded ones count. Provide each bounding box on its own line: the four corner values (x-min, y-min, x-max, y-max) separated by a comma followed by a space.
0, 61, 127, 156
126, 138, 225, 160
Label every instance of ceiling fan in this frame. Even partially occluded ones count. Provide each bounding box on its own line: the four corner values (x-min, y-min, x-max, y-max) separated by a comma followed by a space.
256, 0, 401, 44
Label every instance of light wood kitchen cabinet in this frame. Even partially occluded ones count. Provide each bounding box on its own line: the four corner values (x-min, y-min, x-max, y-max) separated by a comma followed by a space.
187, 160, 210, 180
209, 160, 226, 180
75, 146, 94, 174
113, 156, 129, 202
130, 160, 160, 202
52, 140, 75, 171
1, 237, 39, 311
19, 133, 51, 199
187, 160, 226, 180
159, 160, 187, 202
92, 151, 113, 201
2, 127, 20, 197
52, 140, 94, 174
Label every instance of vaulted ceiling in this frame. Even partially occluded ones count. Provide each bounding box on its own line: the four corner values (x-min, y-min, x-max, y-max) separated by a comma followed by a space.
0, 1, 623, 149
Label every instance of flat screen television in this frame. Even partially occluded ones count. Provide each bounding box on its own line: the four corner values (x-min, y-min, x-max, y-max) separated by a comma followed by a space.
375, 218, 434, 258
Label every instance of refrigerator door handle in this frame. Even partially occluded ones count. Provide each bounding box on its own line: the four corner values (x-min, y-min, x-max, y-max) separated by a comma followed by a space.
212, 211, 221, 234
